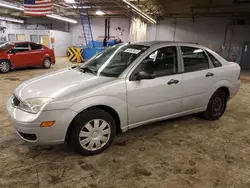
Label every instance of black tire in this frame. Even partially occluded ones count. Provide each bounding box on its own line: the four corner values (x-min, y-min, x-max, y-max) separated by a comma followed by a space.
0, 60, 10, 73
43, 58, 51, 69
69, 108, 116, 156
202, 90, 227, 120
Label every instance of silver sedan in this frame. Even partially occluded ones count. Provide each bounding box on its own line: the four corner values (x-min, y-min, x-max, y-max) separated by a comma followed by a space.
7, 41, 241, 155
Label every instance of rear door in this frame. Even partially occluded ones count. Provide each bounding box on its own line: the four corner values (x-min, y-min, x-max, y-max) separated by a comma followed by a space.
8, 43, 30, 68
126, 46, 183, 125
180, 46, 215, 112
29, 43, 44, 66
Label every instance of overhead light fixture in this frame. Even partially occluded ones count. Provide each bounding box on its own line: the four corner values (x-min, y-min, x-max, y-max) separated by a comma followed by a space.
73, 5, 91, 9
96, 10, 105, 16
0, 2, 24, 11
46, 14, 77, 24
0, 16, 24, 24
64, 0, 75, 3
122, 0, 156, 24
130, 9, 155, 24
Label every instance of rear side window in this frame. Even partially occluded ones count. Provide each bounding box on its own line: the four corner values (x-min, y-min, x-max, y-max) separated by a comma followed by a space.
206, 51, 222, 67
181, 46, 209, 72
30, 43, 42, 50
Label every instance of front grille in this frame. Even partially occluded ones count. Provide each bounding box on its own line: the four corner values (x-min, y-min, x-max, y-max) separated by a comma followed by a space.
18, 132, 37, 141
12, 95, 20, 106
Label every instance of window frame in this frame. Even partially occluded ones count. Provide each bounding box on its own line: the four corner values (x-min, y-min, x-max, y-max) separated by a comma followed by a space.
205, 50, 222, 68
178, 45, 214, 73
129, 45, 181, 81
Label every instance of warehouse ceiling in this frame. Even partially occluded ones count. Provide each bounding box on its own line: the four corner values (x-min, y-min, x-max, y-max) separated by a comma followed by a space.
1, 0, 250, 21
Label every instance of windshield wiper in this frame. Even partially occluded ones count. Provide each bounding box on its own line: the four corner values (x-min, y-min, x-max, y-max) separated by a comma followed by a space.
79, 67, 97, 75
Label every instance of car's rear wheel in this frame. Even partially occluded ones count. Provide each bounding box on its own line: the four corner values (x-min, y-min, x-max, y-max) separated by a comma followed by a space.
43, 58, 51, 69
202, 90, 227, 120
69, 108, 116, 155
0, 60, 10, 73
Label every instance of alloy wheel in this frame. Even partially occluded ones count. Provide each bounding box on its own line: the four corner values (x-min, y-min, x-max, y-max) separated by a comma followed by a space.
0, 61, 10, 73
44, 59, 51, 68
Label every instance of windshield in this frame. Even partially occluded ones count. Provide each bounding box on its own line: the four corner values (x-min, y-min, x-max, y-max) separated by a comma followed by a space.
0, 42, 12, 52
79, 44, 149, 77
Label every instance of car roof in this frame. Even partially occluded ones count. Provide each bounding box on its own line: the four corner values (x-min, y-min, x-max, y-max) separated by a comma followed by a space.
131, 41, 205, 48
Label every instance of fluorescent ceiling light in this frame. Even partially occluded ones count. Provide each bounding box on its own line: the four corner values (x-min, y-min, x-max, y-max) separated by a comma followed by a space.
122, 0, 156, 24
73, 5, 91, 9
96, 10, 105, 16
131, 9, 155, 24
46, 14, 77, 24
0, 2, 24, 11
64, 0, 75, 3
0, 17, 24, 24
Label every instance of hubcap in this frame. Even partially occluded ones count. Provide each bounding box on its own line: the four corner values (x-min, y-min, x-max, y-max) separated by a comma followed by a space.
212, 96, 224, 116
0, 62, 10, 72
79, 119, 111, 151
44, 59, 51, 67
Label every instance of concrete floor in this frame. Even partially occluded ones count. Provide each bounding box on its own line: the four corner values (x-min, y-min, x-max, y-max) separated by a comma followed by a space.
1, 58, 250, 188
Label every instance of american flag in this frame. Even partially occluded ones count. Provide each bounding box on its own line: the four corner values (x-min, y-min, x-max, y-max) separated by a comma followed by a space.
24, 0, 52, 16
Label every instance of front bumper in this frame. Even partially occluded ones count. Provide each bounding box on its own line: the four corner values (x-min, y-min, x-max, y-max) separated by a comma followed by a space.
6, 97, 77, 144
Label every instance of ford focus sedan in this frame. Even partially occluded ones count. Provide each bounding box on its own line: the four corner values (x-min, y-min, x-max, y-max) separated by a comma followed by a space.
7, 41, 240, 155
0, 41, 55, 73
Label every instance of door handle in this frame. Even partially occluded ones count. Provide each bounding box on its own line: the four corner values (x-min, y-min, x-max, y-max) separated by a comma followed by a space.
206, 72, 214, 77
168, 79, 179, 85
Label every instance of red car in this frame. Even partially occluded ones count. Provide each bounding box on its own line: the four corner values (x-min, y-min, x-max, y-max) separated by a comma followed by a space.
0, 41, 55, 73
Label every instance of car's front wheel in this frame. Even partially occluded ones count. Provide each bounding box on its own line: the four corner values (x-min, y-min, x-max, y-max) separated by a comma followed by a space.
69, 108, 116, 155
202, 90, 227, 120
0, 60, 10, 73
43, 58, 51, 69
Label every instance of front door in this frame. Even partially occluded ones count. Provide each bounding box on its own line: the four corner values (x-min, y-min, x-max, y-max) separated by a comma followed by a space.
126, 46, 183, 126
8, 43, 30, 68
29, 43, 44, 66
180, 46, 215, 112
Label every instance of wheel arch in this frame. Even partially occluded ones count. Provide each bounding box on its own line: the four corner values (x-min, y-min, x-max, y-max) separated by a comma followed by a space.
65, 105, 121, 143
217, 86, 230, 100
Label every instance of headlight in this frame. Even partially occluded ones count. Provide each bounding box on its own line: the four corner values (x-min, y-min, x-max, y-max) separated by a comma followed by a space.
19, 98, 52, 114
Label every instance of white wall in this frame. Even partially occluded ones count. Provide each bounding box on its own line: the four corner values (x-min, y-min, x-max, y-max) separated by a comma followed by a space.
147, 18, 250, 62
50, 30, 71, 56
70, 17, 130, 46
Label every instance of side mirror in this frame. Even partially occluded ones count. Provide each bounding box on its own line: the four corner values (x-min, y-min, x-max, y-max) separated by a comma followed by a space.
137, 71, 156, 80
9, 49, 16, 55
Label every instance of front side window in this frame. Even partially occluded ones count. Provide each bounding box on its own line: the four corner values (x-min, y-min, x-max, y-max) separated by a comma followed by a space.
30, 43, 42, 50
12, 43, 30, 53
131, 46, 178, 80
78, 44, 149, 77
206, 51, 222, 67
181, 46, 209, 72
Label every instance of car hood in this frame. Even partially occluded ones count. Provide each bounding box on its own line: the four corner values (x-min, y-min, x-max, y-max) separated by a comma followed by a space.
14, 68, 115, 101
